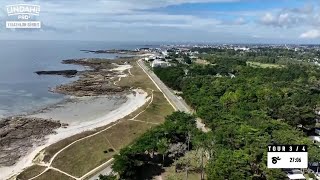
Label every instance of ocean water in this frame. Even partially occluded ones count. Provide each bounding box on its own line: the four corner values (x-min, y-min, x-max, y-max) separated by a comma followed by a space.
0, 40, 142, 118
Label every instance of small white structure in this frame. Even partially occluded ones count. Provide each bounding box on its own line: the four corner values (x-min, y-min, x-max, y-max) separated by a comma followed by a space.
234, 47, 250, 51
161, 50, 168, 56
286, 170, 306, 180
151, 60, 171, 68
149, 55, 156, 60
310, 136, 320, 143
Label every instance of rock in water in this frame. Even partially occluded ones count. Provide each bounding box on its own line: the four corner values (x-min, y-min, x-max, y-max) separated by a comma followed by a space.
35, 70, 78, 77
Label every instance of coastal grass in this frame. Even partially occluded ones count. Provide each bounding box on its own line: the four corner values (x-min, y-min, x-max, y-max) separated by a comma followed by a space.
51, 132, 116, 178
29, 59, 174, 179
51, 119, 155, 178
16, 165, 47, 180
40, 131, 96, 163
34, 169, 74, 180
135, 91, 174, 123
103, 120, 155, 150
117, 61, 157, 90
118, 61, 174, 123
40, 122, 118, 163
247, 61, 284, 68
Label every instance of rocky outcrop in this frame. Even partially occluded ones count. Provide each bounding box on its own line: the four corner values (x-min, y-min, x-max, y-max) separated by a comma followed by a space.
0, 117, 63, 166
35, 70, 78, 77
51, 58, 130, 96
80, 49, 139, 54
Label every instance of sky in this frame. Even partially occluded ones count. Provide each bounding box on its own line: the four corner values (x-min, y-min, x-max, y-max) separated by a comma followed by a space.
0, 0, 319, 43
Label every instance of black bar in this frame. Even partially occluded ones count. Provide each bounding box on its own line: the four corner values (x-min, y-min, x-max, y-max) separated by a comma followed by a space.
268, 145, 308, 152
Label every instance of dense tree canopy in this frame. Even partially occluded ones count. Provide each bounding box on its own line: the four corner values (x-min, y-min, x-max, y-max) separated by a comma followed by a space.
154, 66, 185, 90
114, 48, 320, 179
113, 112, 200, 179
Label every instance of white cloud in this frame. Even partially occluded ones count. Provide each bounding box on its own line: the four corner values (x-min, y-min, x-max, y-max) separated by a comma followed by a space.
0, 0, 318, 42
221, 17, 247, 25
287, 4, 314, 14
258, 3, 320, 29
259, 12, 303, 28
300, 30, 320, 39
0, 0, 227, 30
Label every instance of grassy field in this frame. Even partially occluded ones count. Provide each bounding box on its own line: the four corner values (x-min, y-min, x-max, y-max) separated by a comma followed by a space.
33, 170, 74, 180
117, 61, 157, 90
51, 119, 156, 177
40, 130, 99, 163
135, 91, 173, 123
22, 59, 174, 178
103, 120, 156, 150
247, 61, 285, 68
194, 59, 210, 65
51, 131, 116, 177
16, 165, 47, 180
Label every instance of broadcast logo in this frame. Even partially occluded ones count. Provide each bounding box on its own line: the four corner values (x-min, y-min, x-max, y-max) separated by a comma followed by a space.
6, 4, 41, 29
267, 145, 308, 169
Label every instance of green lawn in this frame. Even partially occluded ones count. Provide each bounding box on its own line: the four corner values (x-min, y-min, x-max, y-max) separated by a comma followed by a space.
247, 61, 285, 68
51, 132, 116, 177
17, 165, 47, 180
34, 169, 74, 180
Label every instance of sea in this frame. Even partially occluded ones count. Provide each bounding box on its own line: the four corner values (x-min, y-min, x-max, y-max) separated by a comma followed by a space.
0, 40, 147, 118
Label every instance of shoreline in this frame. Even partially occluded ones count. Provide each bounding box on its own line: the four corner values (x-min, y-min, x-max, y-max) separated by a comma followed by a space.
0, 57, 149, 180
0, 89, 149, 180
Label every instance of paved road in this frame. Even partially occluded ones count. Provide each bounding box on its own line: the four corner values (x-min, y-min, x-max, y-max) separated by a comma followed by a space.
137, 60, 190, 113
137, 60, 208, 132
88, 165, 113, 180
87, 59, 208, 179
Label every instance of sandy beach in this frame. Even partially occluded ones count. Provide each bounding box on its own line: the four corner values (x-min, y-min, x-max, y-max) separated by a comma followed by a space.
30, 95, 128, 125
0, 62, 150, 180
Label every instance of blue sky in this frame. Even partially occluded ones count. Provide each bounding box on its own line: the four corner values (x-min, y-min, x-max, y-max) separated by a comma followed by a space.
0, 0, 319, 43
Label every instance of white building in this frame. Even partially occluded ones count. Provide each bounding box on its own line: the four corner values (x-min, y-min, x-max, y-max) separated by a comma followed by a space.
161, 50, 168, 56
234, 47, 250, 51
151, 60, 171, 68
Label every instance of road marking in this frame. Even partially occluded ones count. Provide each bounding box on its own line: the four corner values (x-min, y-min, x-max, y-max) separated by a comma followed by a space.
137, 60, 178, 111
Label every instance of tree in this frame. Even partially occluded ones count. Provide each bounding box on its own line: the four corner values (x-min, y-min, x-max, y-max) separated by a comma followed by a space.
206, 149, 251, 180
184, 56, 192, 64
157, 138, 169, 167
98, 174, 117, 180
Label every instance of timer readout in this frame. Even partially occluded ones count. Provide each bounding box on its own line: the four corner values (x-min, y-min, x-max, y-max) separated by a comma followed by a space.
267, 145, 308, 169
